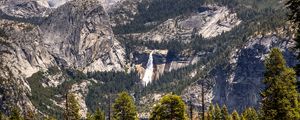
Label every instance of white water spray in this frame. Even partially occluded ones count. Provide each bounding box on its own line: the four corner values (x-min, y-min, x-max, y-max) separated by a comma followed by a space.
142, 51, 154, 86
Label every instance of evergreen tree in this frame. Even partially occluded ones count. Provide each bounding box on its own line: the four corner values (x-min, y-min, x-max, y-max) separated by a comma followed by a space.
261, 48, 300, 120
65, 93, 81, 120
86, 108, 105, 120
214, 104, 222, 120
112, 92, 138, 120
242, 108, 258, 120
86, 113, 93, 120
24, 109, 36, 120
231, 110, 240, 120
240, 114, 246, 120
221, 105, 231, 120
9, 108, 23, 120
0, 112, 5, 120
94, 108, 105, 120
207, 103, 214, 120
149, 94, 188, 120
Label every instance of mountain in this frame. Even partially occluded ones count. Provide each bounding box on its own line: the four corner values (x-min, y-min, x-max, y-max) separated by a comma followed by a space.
0, 0, 298, 118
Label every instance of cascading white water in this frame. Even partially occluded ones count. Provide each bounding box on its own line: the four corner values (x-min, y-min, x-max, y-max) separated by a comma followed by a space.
142, 51, 154, 86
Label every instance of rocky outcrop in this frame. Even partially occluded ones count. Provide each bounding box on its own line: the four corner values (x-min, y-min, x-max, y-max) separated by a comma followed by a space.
119, 5, 241, 43
223, 33, 297, 111
131, 49, 199, 81
70, 80, 93, 118
40, 0, 125, 73
182, 31, 298, 112
0, 1, 50, 18
0, 0, 125, 114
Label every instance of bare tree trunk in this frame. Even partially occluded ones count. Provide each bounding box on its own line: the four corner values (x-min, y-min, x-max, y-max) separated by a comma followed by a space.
108, 94, 111, 120
201, 80, 205, 120
189, 97, 193, 120
65, 92, 69, 120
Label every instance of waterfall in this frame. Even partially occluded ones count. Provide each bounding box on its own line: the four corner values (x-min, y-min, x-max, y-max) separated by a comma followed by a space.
142, 51, 154, 86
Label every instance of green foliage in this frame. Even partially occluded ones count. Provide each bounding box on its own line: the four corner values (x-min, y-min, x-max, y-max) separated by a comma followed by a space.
214, 104, 222, 120
231, 110, 240, 120
112, 92, 138, 120
65, 93, 81, 120
261, 48, 300, 120
149, 94, 188, 120
87, 108, 105, 120
207, 103, 214, 120
86, 113, 93, 120
94, 108, 105, 120
242, 108, 258, 120
27, 71, 64, 118
27, 67, 91, 118
44, 116, 56, 120
86, 72, 140, 112
0, 112, 8, 120
240, 114, 246, 120
24, 110, 37, 120
9, 108, 23, 120
221, 105, 231, 120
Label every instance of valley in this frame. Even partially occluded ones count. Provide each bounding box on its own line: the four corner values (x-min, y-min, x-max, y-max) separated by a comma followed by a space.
0, 0, 298, 119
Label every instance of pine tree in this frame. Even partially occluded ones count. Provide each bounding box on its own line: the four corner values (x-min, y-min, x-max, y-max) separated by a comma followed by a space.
207, 103, 214, 120
149, 94, 188, 120
221, 105, 231, 120
214, 104, 222, 120
240, 114, 246, 120
86, 113, 93, 120
9, 108, 23, 120
242, 108, 258, 120
94, 108, 105, 120
261, 48, 300, 120
65, 93, 81, 120
24, 109, 36, 120
112, 92, 138, 120
231, 110, 240, 120
0, 112, 4, 120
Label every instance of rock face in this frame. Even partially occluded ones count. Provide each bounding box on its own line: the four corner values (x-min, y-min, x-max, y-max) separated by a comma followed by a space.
223, 34, 297, 111
182, 31, 298, 112
69, 80, 93, 118
40, 0, 125, 73
0, 0, 49, 18
0, 0, 125, 114
117, 5, 241, 43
